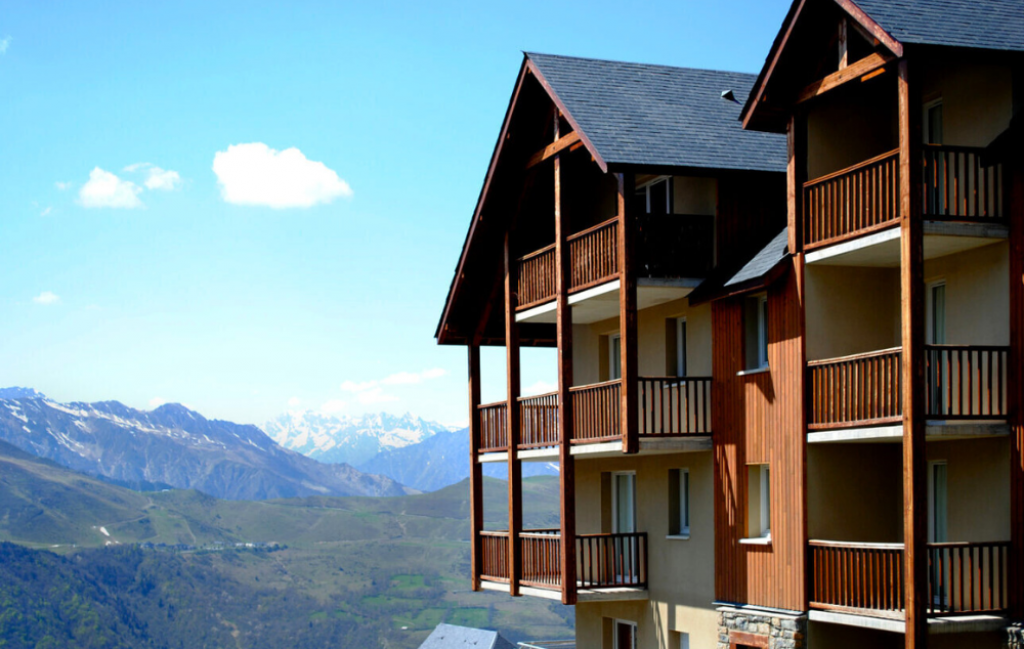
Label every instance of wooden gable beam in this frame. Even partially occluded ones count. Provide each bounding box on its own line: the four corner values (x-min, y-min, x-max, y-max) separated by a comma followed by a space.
524, 58, 608, 173
833, 0, 903, 58
796, 50, 896, 104
525, 131, 580, 169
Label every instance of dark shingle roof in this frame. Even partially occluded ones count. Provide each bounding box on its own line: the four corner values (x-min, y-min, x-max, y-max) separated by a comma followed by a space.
853, 0, 1024, 52
525, 52, 787, 173
418, 624, 515, 649
725, 227, 790, 288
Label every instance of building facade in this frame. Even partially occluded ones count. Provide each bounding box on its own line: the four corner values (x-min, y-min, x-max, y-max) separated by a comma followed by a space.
436, 2, 1024, 648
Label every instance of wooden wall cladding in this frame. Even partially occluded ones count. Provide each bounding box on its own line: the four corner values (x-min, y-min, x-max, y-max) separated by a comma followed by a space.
712, 259, 807, 611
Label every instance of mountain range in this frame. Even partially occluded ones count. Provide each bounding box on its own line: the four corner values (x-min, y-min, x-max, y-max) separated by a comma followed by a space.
0, 388, 410, 501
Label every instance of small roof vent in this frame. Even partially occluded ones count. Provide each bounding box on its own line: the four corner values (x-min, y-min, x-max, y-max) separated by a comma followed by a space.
721, 89, 737, 103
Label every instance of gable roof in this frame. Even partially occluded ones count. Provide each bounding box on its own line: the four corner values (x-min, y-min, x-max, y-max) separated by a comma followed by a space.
526, 52, 787, 173
851, 0, 1024, 53
418, 624, 516, 649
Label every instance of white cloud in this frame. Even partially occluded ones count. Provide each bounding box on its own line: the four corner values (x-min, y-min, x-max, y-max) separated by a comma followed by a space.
78, 167, 143, 209
0, 37, 10, 55
287, 397, 302, 407
149, 397, 166, 408
320, 399, 346, 414
212, 142, 352, 208
124, 163, 182, 191
32, 291, 60, 305
55, 181, 72, 191
40, 206, 52, 217
339, 369, 446, 405
523, 380, 558, 396
354, 387, 398, 405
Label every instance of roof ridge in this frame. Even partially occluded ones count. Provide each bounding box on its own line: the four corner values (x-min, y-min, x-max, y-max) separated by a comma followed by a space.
523, 51, 761, 79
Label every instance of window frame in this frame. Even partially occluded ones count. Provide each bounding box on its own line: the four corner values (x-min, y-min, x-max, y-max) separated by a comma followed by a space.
757, 294, 769, 369
636, 176, 673, 215
927, 459, 948, 543
613, 619, 638, 649
679, 468, 691, 537
609, 333, 622, 381
611, 471, 636, 534
923, 98, 944, 145
676, 317, 688, 378
760, 464, 771, 538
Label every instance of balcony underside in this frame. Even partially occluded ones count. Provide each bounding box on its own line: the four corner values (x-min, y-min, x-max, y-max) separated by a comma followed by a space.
807, 421, 1009, 444
805, 221, 1007, 267
516, 277, 701, 325
809, 610, 1009, 635
479, 580, 649, 602
479, 434, 712, 463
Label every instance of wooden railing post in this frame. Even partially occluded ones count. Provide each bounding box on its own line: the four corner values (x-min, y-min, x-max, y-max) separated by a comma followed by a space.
899, 57, 928, 649
468, 344, 483, 591
617, 173, 639, 454
504, 234, 523, 597
555, 143, 577, 605
1009, 140, 1024, 621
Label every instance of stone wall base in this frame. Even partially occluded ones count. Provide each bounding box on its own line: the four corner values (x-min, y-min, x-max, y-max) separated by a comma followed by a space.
717, 607, 807, 649
1007, 623, 1024, 649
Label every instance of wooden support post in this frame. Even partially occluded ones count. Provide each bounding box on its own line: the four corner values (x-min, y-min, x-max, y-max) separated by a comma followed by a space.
504, 234, 523, 597
554, 148, 577, 605
838, 18, 849, 70
898, 58, 928, 649
1009, 157, 1024, 621
617, 173, 639, 454
467, 343, 483, 591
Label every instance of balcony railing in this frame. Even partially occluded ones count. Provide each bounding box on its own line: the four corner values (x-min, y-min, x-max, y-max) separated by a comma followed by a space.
480, 531, 510, 582
803, 149, 900, 250
809, 540, 1010, 618
808, 348, 903, 430
571, 379, 622, 444
478, 401, 509, 452
925, 345, 1009, 420
516, 218, 619, 310
923, 145, 1004, 221
577, 532, 648, 589
639, 377, 712, 435
513, 531, 649, 592
803, 146, 1006, 250
520, 529, 562, 589
519, 392, 559, 450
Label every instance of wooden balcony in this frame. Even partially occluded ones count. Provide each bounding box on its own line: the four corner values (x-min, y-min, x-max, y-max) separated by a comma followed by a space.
515, 215, 714, 310
802, 146, 1005, 250
807, 345, 1010, 430
488, 530, 648, 593
476, 378, 712, 456
809, 540, 1011, 619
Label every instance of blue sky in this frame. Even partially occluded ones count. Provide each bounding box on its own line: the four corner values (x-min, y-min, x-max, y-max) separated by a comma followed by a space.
0, 0, 791, 427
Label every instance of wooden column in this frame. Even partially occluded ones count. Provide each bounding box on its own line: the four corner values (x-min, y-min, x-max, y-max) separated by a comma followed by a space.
789, 112, 811, 610
617, 173, 640, 454
1009, 157, 1024, 621
555, 147, 577, 605
467, 343, 484, 591
898, 58, 928, 649
504, 234, 523, 597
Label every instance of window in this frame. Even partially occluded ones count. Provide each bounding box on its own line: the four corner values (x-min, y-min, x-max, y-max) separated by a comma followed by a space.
927, 281, 946, 344
609, 334, 622, 381
636, 177, 673, 215
612, 472, 636, 534
746, 464, 771, 539
675, 632, 690, 649
676, 318, 687, 377
668, 469, 691, 537
743, 294, 769, 371
928, 460, 948, 543
924, 99, 944, 145
614, 620, 637, 649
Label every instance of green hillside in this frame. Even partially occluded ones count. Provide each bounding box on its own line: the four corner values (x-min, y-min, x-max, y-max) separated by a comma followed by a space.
0, 441, 572, 648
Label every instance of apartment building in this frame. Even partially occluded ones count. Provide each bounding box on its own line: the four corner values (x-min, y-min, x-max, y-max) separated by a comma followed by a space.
436, 2, 1024, 648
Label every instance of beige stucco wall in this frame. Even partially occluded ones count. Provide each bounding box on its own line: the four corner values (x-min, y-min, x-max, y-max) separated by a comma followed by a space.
926, 437, 1010, 542
574, 450, 717, 649
923, 242, 1009, 346
572, 297, 713, 386
808, 443, 903, 542
805, 266, 901, 361
808, 437, 1010, 543
806, 75, 896, 180
919, 56, 1014, 148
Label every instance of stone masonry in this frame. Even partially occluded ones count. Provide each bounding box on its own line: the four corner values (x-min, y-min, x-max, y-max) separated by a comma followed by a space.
717, 607, 807, 649
1008, 623, 1024, 649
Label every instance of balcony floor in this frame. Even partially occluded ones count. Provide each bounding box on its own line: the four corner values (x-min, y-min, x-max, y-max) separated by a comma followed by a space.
809, 610, 1009, 635
516, 277, 701, 325
478, 435, 712, 463
480, 580, 649, 602
805, 221, 1007, 267
808, 421, 1009, 444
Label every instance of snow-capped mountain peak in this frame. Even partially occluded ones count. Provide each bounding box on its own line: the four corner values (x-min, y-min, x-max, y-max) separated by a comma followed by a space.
264, 410, 450, 466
